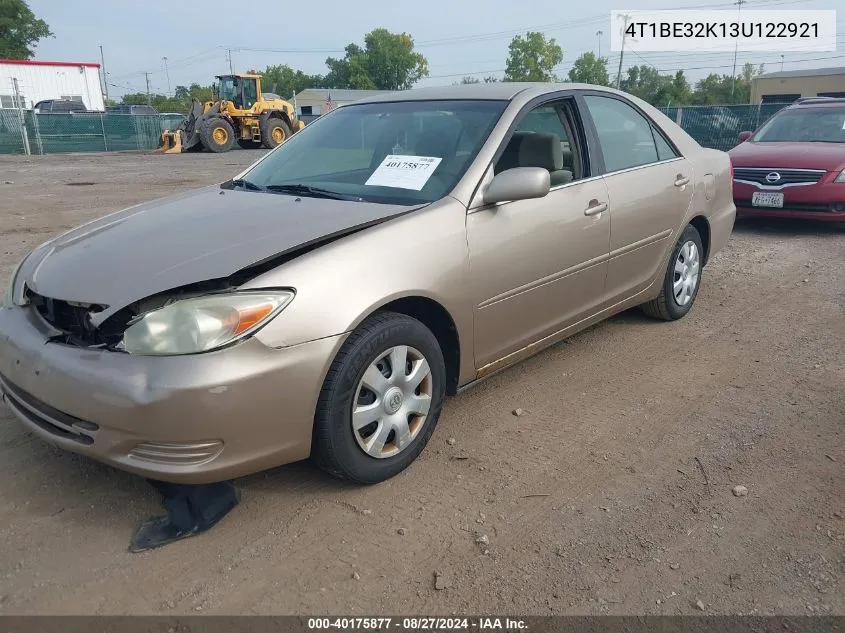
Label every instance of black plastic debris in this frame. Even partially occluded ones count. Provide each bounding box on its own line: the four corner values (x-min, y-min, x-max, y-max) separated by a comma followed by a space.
129, 479, 240, 553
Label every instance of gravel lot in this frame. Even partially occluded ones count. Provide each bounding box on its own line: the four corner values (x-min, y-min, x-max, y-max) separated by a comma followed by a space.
0, 152, 842, 616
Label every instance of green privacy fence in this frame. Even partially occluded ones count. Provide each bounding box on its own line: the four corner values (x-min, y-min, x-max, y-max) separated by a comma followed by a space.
0, 110, 185, 155
1, 103, 789, 156
657, 103, 789, 151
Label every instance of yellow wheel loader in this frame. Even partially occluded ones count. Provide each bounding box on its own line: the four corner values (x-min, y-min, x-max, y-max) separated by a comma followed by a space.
160, 73, 305, 153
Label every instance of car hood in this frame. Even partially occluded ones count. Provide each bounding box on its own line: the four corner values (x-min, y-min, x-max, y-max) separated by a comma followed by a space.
729, 141, 845, 170
19, 185, 422, 318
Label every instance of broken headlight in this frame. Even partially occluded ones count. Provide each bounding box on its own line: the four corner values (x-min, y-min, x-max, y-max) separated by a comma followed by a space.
121, 290, 294, 356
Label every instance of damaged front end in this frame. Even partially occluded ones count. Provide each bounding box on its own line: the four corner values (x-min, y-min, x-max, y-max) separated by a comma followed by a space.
23, 224, 375, 354
28, 278, 250, 353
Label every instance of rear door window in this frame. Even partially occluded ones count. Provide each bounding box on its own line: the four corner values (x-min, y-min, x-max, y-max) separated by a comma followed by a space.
583, 95, 663, 172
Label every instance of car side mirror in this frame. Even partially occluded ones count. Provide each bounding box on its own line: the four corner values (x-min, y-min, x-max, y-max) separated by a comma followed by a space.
483, 167, 551, 205
738, 131, 752, 142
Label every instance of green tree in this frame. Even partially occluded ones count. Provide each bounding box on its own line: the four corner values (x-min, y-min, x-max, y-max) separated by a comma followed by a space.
0, 0, 53, 59
324, 29, 428, 90
691, 63, 764, 104
567, 52, 609, 86
619, 65, 691, 106
460, 76, 481, 84
620, 65, 664, 103
666, 70, 692, 106
261, 64, 323, 99
173, 83, 214, 105
504, 32, 563, 82
120, 83, 215, 114
121, 92, 183, 112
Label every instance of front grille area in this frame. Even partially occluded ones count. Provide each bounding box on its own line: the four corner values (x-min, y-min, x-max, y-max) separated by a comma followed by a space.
733, 168, 825, 187
0, 375, 98, 445
28, 291, 129, 348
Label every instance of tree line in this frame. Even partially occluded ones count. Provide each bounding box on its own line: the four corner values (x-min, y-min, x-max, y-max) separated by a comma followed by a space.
4, 0, 766, 114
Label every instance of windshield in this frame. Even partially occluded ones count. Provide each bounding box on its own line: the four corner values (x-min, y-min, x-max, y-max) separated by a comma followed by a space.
752, 106, 845, 143
218, 77, 238, 102
243, 99, 508, 205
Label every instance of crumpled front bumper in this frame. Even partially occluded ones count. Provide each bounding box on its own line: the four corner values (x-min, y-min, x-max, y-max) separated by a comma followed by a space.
0, 304, 346, 483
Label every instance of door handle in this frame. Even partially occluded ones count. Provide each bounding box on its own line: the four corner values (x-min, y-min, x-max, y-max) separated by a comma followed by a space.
674, 176, 690, 187
584, 201, 608, 217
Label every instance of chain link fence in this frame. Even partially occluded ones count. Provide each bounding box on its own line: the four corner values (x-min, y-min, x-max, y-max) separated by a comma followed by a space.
657, 103, 790, 151
0, 111, 184, 155
1, 103, 789, 156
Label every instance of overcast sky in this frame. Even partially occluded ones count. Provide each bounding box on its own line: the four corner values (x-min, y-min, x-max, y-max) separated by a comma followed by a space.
29, 0, 844, 99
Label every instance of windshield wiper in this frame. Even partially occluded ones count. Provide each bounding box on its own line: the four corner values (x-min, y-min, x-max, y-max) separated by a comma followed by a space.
265, 184, 362, 201
231, 178, 267, 192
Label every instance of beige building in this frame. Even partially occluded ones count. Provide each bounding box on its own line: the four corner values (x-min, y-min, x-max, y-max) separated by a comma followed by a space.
293, 88, 394, 122
750, 67, 845, 104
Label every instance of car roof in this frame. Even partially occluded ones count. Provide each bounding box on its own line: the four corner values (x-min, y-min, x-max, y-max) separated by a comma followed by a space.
354, 82, 625, 104
344, 82, 703, 157
788, 97, 845, 108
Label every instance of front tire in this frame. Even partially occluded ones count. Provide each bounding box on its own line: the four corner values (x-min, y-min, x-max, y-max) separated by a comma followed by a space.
312, 312, 446, 484
642, 224, 704, 321
261, 117, 291, 149
199, 117, 235, 153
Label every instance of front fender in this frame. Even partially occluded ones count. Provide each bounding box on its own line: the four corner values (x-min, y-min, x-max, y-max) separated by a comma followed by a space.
242, 198, 475, 384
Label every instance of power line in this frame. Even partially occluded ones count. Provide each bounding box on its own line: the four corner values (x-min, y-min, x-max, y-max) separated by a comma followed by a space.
100, 0, 833, 93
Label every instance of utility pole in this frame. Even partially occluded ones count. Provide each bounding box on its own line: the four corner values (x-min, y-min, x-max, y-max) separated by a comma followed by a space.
730, 0, 745, 102
12, 78, 31, 156
616, 14, 631, 89
145, 71, 151, 105
596, 30, 603, 58
162, 57, 171, 95
780, 54, 785, 71
227, 49, 234, 74
99, 45, 109, 103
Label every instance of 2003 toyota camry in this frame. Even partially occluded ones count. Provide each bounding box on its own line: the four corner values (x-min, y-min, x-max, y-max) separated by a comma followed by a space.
0, 83, 735, 485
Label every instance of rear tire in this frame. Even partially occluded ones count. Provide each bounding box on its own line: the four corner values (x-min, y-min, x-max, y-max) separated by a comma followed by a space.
312, 312, 446, 484
199, 117, 235, 153
642, 224, 704, 321
261, 117, 291, 149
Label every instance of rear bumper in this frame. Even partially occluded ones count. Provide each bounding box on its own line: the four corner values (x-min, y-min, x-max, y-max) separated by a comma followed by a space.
0, 304, 346, 483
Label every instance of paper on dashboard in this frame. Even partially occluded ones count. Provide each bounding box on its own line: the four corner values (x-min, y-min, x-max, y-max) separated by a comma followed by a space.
365, 155, 443, 191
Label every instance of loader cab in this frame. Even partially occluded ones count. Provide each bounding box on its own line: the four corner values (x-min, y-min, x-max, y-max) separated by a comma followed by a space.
216, 74, 259, 110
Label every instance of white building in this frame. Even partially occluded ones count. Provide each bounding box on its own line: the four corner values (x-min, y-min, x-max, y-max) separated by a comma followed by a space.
0, 59, 104, 110
293, 88, 393, 120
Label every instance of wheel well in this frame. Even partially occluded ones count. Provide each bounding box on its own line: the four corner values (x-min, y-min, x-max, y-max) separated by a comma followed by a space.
689, 216, 711, 265
378, 297, 461, 396
263, 110, 291, 127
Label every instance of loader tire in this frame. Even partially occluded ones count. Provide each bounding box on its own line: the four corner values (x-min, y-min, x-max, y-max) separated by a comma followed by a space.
261, 117, 291, 149
199, 117, 235, 153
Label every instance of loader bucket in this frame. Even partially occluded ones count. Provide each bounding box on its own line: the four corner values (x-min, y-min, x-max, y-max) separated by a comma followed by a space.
160, 130, 183, 153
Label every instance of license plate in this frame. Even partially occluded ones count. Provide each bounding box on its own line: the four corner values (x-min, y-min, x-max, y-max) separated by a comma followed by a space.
752, 192, 784, 208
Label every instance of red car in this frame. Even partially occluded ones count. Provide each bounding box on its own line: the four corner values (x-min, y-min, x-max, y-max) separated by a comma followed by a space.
729, 97, 845, 221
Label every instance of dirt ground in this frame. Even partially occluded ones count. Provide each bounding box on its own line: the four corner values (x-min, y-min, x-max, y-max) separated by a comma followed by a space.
0, 152, 842, 616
